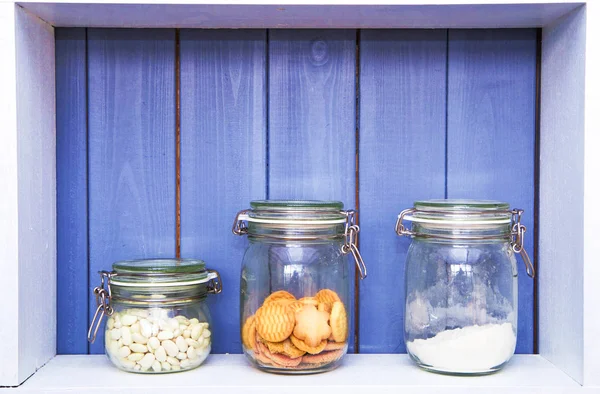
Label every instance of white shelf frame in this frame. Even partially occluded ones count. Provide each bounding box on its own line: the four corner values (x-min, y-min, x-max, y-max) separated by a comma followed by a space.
0, 1, 597, 391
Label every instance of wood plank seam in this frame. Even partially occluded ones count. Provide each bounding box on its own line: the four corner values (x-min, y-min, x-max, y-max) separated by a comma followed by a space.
176, 28, 181, 259
533, 27, 542, 355
354, 29, 360, 354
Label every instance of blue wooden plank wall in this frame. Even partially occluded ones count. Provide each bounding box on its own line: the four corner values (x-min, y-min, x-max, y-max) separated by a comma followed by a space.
56, 28, 537, 355
56, 28, 88, 354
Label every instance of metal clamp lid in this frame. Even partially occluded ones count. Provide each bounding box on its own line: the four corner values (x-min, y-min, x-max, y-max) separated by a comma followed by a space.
395, 207, 534, 279
233, 208, 367, 280
87, 268, 222, 344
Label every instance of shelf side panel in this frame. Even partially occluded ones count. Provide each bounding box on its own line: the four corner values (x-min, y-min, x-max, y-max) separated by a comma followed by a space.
446, 28, 537, 354
179, 29, 267, 354
267, 29, 357, 351
87, 28, 177, 354
56, 27, 89, 355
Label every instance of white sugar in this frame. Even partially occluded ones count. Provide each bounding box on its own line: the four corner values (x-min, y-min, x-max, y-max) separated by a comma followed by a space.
406, 323, 516, 373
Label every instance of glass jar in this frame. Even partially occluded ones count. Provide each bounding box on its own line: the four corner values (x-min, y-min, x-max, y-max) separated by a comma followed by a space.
87, 259, 222, 373
232, 200, 367, 374
395, 200, 535, 375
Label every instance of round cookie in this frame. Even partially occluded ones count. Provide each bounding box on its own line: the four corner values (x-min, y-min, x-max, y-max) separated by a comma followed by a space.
318, 302, 332, 314
315, 289, 341, 304
264, 290, 296, 304
283, 338, 306, 359
290, 334, 327, 355
329, 301, 348, 343
266, 350, 303, 367
242, 315, 257, 351
255, 302, 295, 342
302, 349, 344, 365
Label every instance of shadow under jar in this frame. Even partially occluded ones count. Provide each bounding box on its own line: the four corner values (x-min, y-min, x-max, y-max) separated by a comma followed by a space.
88, 259, 222, 373
233, 200, 367, 374
396, 200, 535, 375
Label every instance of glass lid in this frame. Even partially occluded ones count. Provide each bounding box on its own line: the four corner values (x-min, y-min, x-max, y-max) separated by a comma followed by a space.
111, 258, 215, 287
409, 199, 512, 224
245, 200, 347, 223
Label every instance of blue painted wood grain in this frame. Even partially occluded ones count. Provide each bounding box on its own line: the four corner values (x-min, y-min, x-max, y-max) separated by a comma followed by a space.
446, 29, 537, 354
358, 30, 448, 353
179, 29, 267, 354
56, 28, 88, 355
87, 29, 177, 354
268, 29, 357, 351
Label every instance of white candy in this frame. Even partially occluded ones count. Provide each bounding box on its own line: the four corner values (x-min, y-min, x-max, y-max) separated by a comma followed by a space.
139, 353, 156, 370
162, 339, 179, 358
107, 317, 115, 330
130, 322, 140, 334
110, 328, 121, 340
152, 323, 160, 337
121, 315, 138, 326
152, 360, 162, 373
186, 338, 200, 348
173, 329, 181, 337
187, 347, 197, 360
201, 329, 211, 338
155, 346, 167, 362
171, 365, 181, 371
130, 343, 147, 353
189, 318, 199, 325
176, 336, 188, 352
161, 362, 172, 371
140, 319, 153, 338
166, 356, 180, 366
121, 327, 132, 346
132, 333, 148, 344
177, 352, 187, 360
180, 359, 190, 368
118, 346, 131, 358
157, 330, 174, 340
191, 324, 203, 341
127, 353, 144, 362
148, 336, 160, 350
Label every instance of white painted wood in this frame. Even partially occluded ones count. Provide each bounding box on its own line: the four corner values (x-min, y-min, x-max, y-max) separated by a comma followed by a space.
583, 0, 600, 388
14, 3, 57, 385
12, 355, 579, 393
17, 1, 581, 28
0, 2, 21, 387
539, 4, 586, 385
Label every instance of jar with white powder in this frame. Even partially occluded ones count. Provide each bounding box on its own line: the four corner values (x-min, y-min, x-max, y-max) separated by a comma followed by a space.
396, 200, 534, 375
88, 259, 222, 373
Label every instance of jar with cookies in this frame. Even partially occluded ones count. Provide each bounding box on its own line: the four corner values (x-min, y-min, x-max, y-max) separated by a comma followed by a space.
233, 200, 367, 374
87, 258, 222, 373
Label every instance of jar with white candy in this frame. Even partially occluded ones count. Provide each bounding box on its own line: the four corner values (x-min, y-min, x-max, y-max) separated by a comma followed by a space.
88, 259, 222, 373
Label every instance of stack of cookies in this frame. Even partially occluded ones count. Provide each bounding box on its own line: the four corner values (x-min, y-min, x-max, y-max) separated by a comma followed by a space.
242, 289, 348, 370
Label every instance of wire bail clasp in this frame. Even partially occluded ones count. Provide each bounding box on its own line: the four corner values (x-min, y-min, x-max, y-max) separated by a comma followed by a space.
395, 208, 417, 237
341, 210, 367, 280
511, 209, 535, 278
207, 269, 223, 294
87, 271, 114, 344
232, 210, 250, 235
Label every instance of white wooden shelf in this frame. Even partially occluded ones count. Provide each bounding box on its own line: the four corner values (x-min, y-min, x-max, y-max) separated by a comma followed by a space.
10, 354, 579, 393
